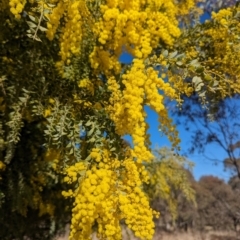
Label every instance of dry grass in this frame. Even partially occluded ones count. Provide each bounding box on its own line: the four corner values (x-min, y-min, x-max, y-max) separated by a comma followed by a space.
153, 231, 239, 240
55, 227, 240, 240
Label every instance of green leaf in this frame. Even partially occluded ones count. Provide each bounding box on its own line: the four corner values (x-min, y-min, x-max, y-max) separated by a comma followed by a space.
198, 91, 206, 98
85, 154, 92, 161
189, 59, 200, 68
192, 76, 202, 86
162, 50, 168, 58
44, 130, 49, 134
22, 89, 33, 94
195, 83, 204, 92
176, 61, 183, 66
19, 97, 26, 102
44, 9, 52, 14
88, 137, 95, 142
213, 80, 219, 87
39, 26, 48, 32
169, 51, 178, 59
43, 15, 50, 22
47, 3, 56, 8
33, 35, 42, 42
85, 121, 92, 126
176, 53, 185, 59
95, 129, 101, 135
27, 29, 34, 34
26, 34, 33, 38
28, 15, 36, 22
87, 127, 94, 136
66, 141, 72, 148
26, 21, 37, 28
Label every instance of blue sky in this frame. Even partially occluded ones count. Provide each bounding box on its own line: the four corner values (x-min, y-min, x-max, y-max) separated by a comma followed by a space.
119, 11, 233, 182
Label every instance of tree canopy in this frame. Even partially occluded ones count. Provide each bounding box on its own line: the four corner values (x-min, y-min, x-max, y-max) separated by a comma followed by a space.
1, 0, 240, 239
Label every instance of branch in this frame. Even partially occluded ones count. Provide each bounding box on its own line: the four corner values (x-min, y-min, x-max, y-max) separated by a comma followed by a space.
33, 2, 44, 42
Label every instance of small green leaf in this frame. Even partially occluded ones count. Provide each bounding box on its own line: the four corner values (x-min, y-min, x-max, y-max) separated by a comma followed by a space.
27, 29, 34, 34
88, 137, 95, 142
39, 26, 48, 32
195, 82, 204, 91
85, 155, 92, 161
33, 35, 42, 42
176, 61, 183, 66
169, 51, 178, 59
87, 127, 94, 136
47, 3, 56, 8
192, 76, 202, 86
85, 121, 92, 126
28, 15, 36, 22
26, 21, 37, 28
176, 53, 185, 59
213, 80, 219, 87
43, 15, 50, 22
189, 59, 200, 68
66, 141, 72, 148
22, 88, 34, 95
44, 9, 52, 14
26, 34, 33, 38
198, 91, 206, 98
162, 50, 168, 58
19, 97, 26, 102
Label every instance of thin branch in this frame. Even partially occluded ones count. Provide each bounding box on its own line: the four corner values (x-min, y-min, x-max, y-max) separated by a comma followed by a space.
33, 2, 44, 42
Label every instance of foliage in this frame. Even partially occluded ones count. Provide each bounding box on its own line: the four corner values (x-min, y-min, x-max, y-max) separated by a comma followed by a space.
153, 5, 240, 112
196, 175, 240, 231
153, 174, 240, 233
1, 0, 240, 239
145, 147, 195, 220
199, 0, 237, 15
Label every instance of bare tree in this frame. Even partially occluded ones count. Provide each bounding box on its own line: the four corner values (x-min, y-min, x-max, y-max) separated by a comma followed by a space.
176, 95, 240, 179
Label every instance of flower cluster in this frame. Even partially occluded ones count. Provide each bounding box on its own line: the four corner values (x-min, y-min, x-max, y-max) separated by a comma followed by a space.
32, 192, 55, 217
46, 1, 66, 41
108, 58, 181, 162
177, 0, 195, 15
78, 78, 94, 95
9, 0, 25, 19
90, 0, 182, 76
212, 7, 233, 23
204, 7, 240, 96
63, 161, 86, 184
44, 148, 61, 172
45, 0, 92, 74
62, 146, 157, 240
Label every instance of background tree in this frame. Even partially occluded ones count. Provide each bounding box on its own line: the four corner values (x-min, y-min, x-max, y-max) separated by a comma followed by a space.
176, 94, 240, 179
196, 176, 234, 230
145, 147, 195, 230
157, 174, 240, 233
